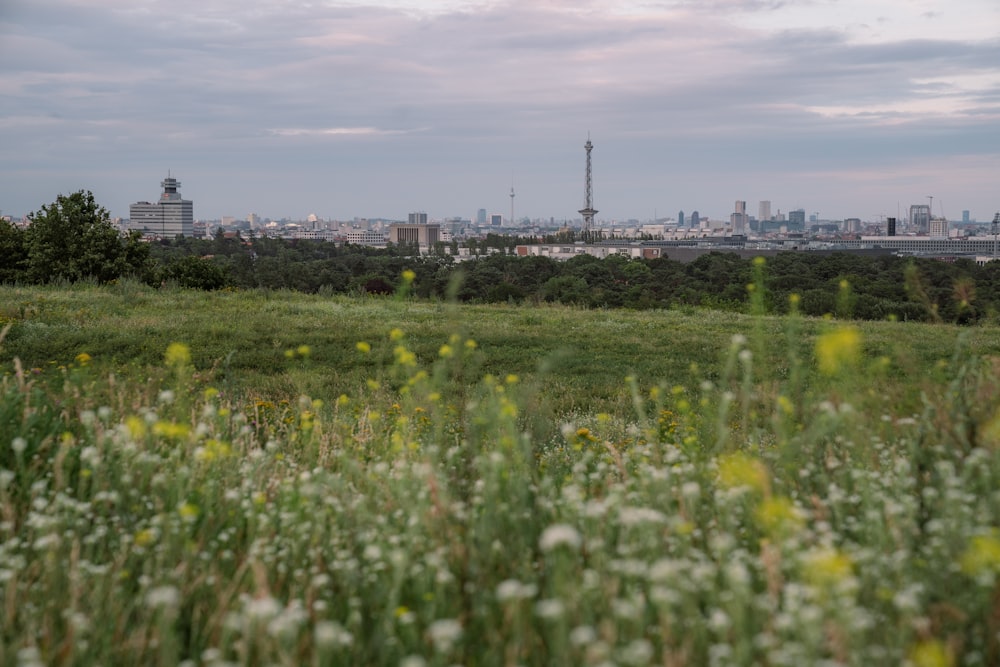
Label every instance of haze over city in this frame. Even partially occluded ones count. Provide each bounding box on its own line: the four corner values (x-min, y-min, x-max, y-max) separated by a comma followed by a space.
2, 0, 998, 223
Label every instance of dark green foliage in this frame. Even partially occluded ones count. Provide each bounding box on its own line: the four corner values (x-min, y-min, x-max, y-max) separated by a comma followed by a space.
0, 220, 27, 283
160, 255, 230, 290
24, 191, 151, 284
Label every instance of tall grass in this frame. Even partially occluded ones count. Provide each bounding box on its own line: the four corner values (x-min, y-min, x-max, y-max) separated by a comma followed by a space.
3, 285, 1000, 665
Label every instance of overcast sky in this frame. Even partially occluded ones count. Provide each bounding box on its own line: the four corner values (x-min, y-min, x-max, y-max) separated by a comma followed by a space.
2, 0, 998, 223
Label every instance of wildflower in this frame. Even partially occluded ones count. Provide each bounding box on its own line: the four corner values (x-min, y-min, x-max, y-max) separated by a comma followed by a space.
315, 620, 354, 648
755, 496, 804, 536
356, 341, 371, 354
125, 416, 146, 440
178, 502, 200, 522
146, 586, 180, 610
439, 344, 453, 358
427, 618, 462, 652
960, 532, 1000, 576
75, 352, 91, 366
539, 523, 582, 552
11, 437, 27, 455
134, 529, 156, 548
401, 269, 416, 283
390, 328, 405, 341
164, 342, 191, 367
534, 599, 565, 620
909, 640, 953, 667
802, 547, 853, 587
815, 327, 861, 376
296, 344, 311, 357
496, 579, 538, 602
717, 452, 769, 494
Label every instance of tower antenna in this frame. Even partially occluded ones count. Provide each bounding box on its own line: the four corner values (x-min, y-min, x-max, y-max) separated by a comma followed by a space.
509, 177, 515, 227
578, 134, 597, 232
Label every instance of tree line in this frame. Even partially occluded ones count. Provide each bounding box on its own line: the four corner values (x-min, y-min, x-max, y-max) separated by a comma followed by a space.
3, 190, 1000, 324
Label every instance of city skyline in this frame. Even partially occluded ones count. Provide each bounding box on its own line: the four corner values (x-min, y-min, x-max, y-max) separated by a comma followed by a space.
2, 0, 998, 222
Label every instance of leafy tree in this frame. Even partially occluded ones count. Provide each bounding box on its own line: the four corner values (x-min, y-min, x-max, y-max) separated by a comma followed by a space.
160, 255, 229, 290
0, 220, 27, 283
25, 191, 149, 284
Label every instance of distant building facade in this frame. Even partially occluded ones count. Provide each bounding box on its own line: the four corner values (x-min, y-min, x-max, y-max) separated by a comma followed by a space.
758, 201, 771, 224
389, 222, 440, 247
910, 204, 931, 234
129, 174, 194, 237
730, 200, 749, 235
788, 209, 806, 230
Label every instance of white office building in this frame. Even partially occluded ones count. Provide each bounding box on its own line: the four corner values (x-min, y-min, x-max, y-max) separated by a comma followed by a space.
129, 174, 194, 237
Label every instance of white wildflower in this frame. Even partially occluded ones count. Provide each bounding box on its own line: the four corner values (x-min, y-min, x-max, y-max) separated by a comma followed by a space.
146, 585, 181, 610
534, 598, 565, 620
539, 524, 581, 552
618, 506, 667, 526
315, 620, 354, 648
427, 618, 462, 652
496, 579, 538, 603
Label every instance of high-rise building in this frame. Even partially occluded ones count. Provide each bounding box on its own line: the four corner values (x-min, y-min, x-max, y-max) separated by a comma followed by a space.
909, 204, 931, 234
962, 210, 970, 224
129, 174, 194, 237
408, 212, 428, 225
929, 217, 948, 238
476, 208, 487, 225
731, 200, 749, 235
788, 209, 806, 230
489, 213, 502, 226
690, 210, 700, 228
758, 200, 771, 223
677, 210, 685, 227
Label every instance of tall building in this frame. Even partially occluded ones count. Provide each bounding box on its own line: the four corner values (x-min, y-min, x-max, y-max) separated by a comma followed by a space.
929, 217, 948, 238
129, 174, 194, 237
758, 200, 771, 223
788, 209, 806, 230
476, 208, 487, 225
408, 212, 428, 225
731, 200, 749, 235
690, 210, 700, 229
677, 210, 685, 227
909, 204, 931, 234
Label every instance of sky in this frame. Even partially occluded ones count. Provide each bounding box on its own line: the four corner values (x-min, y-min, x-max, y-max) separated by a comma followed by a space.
1, 0, 999, 223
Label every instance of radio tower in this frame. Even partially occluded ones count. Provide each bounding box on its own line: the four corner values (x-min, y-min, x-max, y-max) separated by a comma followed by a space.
509, 182, 515, 227
579, 135, 597, 231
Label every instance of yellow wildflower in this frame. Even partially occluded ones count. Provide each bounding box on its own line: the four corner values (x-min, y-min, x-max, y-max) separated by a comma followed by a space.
356, 341, 371, 354
75, 352, 92, 366
909, 640, 953, 667
960, 532, 1000, 576
164, 342, 191, 367
815, 327, 861, 375
717, 452, 769, 494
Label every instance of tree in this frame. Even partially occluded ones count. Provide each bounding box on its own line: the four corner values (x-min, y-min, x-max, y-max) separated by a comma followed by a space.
160, 255, 229, 290
0, 220, 27, 283
25, 191, 150, 284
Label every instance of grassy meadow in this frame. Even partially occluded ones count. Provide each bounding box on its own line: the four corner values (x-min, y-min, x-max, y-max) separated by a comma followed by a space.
4, 280, 1000, 665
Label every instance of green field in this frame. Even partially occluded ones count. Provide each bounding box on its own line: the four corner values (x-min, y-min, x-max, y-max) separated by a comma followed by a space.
3, 283, 1000, 665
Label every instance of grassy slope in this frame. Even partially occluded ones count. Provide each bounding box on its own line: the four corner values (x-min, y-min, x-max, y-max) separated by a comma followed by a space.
3, 282, 999, 416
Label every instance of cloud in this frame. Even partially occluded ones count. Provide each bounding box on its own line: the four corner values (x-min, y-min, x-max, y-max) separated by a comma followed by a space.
0, 0, 997, 220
